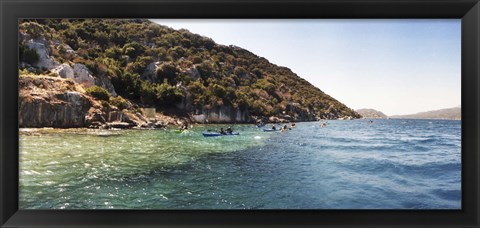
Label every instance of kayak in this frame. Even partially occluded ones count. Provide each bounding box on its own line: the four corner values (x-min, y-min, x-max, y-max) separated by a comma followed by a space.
263, 129, 279, 132
174, 129, 190, 134
202, 132, 240, 137
173, 129, 183, 133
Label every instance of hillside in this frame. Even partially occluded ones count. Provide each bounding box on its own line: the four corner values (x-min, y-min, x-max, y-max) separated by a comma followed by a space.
355, 108, 387, 119
390, 107, 461, 120
18, 19, 360, 127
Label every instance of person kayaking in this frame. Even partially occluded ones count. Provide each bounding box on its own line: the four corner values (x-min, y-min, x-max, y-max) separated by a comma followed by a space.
226, 127, 233, 134
256, 120, 265, 127
281, 124, 288, 132
219, 128, 226, 135
271, 124, 276, 130
290, 122, 296, 128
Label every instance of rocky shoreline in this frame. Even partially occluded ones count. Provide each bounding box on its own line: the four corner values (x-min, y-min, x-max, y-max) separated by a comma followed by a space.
19, 75, 178, 129
20, 75, 329, 130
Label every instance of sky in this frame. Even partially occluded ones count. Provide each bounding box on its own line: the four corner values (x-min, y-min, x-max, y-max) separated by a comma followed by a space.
151, 19, 461, 116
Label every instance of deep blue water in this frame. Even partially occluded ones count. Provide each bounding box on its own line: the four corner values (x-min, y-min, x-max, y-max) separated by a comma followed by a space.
19, 119, 461, 209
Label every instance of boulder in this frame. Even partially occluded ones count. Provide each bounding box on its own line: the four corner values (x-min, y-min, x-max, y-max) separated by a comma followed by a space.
25, 38, 60, 70
72, 63, 95, 87
141, 61, 161, 82
52, 63, 74, 78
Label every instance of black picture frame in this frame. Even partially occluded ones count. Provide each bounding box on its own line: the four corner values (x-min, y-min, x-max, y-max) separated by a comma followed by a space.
1, 0, 479, 227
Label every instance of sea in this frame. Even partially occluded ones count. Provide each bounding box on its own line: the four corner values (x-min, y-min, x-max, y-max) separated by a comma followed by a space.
19, 119, 461, 209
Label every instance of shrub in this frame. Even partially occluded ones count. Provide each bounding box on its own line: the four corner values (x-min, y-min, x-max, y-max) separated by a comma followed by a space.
139, 81, 157, 105
105, 46, 122, 59
233, 66, 248, 77
196, 62, 214, 80
180, 38, 191, 48
93, 30, 109, 47
187, 80, 207, 104
18, 69, 30, 76
122, 41, 145, 58
75, 27, 92, 40
107, 31, 128, 46
61, 29, 79, 49
155, 62, 179, 84
200, 37, 215, 50
48, 71, 59, 77
85, 85, 110, 101
191, 55, 203, 64
126, 56, 152, 75
145, 47, 167, 60
109, 96, 129, 110
252, 68, 263, 77
19, 22, 47, 39
167, 46, 186, 60
210, 84, 226, 98
156, 80, 184, 105
100, 100, 111, 108
255, 78, 276, 94
110, 71, 141, 100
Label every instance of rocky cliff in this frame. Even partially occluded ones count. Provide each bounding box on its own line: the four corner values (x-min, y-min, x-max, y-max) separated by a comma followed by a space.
191, 106, 251, 123
19, 75, 165, 128
18, 19, 361, 127
19, 76, 93, 127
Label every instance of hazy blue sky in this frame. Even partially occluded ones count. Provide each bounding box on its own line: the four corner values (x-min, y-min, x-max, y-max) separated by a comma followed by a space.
151, 19, 460, 116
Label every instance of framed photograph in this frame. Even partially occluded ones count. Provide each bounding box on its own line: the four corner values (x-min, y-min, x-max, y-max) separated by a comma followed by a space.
1, 0, 479, 227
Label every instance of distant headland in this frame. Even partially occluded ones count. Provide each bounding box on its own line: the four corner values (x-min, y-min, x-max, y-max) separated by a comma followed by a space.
355, 109, 388, 119
389, 106, 461, 120
356, 107, 461, 120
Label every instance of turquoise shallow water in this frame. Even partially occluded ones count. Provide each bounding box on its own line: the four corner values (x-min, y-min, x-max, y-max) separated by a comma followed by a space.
19, 119, 461, 209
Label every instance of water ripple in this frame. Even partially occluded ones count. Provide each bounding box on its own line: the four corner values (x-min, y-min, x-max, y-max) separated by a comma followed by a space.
20, 119, 461, 209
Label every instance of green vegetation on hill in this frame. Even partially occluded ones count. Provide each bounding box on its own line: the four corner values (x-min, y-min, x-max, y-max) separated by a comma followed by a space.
19, 19, 360, 121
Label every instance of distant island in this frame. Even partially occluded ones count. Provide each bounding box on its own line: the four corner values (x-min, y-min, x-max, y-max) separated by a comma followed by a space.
389, 106, 461, 120
355, 108, 388, 119
18, 19, 360, 129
